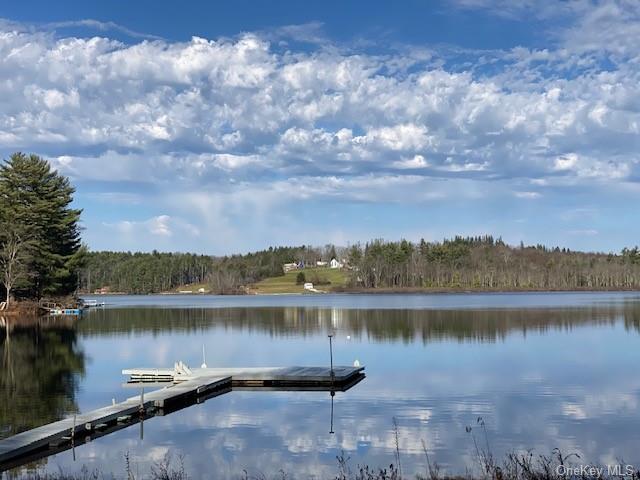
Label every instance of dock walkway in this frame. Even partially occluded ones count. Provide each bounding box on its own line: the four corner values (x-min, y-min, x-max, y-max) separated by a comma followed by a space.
0, 375, 231, 470
0, 365, 364, 471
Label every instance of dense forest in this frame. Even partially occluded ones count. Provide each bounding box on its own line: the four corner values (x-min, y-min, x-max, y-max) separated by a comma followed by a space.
81, 251, 214, 294
80, 237, 640, 294
347, 236, 640, 290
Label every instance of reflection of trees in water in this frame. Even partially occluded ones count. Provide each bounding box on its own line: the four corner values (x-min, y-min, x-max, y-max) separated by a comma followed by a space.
623, 305, 640, 332
79, 303, 640, 343
0, 316, 85, 439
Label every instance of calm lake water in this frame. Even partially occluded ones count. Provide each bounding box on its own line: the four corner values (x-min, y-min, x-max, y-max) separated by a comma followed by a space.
2, 292, 640, 478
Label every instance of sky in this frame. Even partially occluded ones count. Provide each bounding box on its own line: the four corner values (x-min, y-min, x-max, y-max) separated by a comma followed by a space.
0, 0, 639, 254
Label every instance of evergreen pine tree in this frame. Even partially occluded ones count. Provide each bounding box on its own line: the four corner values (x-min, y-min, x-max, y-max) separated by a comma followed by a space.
0, 153, 84, 299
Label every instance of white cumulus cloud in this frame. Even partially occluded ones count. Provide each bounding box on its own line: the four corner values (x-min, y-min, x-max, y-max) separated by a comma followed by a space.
1, 5, 640, 251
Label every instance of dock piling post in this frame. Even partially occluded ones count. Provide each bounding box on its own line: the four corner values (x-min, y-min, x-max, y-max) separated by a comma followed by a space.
328, 334, 334, 380
72, 414, 76, 462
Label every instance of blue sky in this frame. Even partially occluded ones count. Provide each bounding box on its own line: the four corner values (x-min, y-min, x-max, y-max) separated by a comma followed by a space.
0, 1, 638, 254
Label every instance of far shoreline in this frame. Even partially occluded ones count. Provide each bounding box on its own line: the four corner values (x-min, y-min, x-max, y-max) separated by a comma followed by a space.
77, 286, 640, 297
3, 288, 639, 318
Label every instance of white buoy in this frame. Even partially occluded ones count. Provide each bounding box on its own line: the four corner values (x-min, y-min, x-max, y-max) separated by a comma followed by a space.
346, 335, 351, 340
353, 359, 360, 367
201, 344, 207, 368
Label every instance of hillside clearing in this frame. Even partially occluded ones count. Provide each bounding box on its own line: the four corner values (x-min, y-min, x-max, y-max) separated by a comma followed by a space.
250, 268, 350, 294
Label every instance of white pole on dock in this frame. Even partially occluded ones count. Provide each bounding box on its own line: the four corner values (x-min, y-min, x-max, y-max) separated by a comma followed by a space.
201, 344, 207, 368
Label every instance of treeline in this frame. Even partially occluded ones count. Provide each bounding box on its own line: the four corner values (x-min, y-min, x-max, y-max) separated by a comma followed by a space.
346, 236, 640, 290
80, 251, 214, 294
0, 153, 84, 306
81, 236, 640, 294
80, 245, 333, 294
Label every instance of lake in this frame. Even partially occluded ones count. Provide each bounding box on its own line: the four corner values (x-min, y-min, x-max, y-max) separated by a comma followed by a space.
2, 292, 640, 478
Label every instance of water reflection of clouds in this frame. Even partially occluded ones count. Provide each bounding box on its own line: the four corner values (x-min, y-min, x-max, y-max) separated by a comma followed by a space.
9, 297, 640, 478
40, 386, 640, 478
562, 403, 587, 420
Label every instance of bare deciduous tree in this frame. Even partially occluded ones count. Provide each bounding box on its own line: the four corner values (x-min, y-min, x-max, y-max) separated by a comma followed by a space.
0, 232, 26, 308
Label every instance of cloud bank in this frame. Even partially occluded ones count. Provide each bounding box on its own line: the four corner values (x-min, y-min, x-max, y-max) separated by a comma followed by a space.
1, 1, 639, 252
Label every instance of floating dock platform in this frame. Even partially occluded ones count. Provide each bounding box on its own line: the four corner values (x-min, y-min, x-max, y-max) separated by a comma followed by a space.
123, 365, 365, 389
0, 364, 364, 471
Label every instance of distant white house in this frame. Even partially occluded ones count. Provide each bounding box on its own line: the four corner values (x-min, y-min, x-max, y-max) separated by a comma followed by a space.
283, 262, 299, 273
285, 258, 343, 272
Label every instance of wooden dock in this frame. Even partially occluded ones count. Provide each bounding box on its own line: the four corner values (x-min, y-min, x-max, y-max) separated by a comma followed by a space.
0, 364, 364, 471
